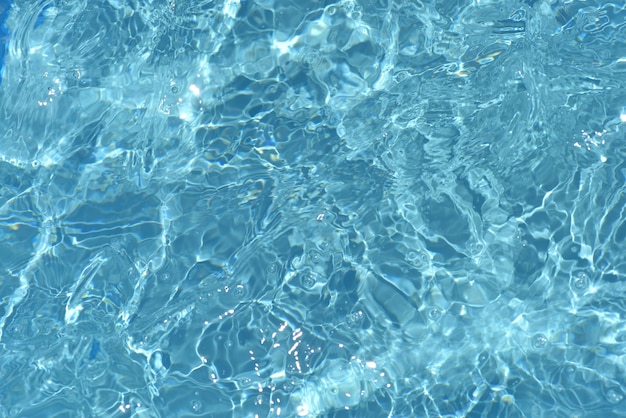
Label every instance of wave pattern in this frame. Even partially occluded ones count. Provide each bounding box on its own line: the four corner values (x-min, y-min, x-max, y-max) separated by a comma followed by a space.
1, 0, 626, 417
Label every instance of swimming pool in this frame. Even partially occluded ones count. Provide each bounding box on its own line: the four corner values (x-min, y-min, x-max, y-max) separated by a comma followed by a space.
1, 0, 625, 416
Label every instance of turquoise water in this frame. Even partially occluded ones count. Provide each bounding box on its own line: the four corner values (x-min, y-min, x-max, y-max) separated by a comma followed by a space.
1, 0, 626, 417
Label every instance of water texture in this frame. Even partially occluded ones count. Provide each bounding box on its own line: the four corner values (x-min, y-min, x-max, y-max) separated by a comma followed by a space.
0, 0, 13, 83
1, 0, 626, 417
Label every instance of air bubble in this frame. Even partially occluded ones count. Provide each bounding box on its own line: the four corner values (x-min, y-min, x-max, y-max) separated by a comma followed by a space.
467, 241, 484, 255
300, 273, 317, 289
267, 263, 278, 275
606, 388, 624, 404
346, 310, 364, 328
428, 307, 442, 321
406, 250, 428, 267
508, 377, 522, 388
309, 250, 322, 263
233, 285, 245, 297
406, 251, 418, 261
299, 48, 320, 67
393, 71, 410, 84
564, 364, 576, 375
191, 400, 202, 412
570, 272, 589, 293
336, 123, 346, 137
531, 333, 548, 349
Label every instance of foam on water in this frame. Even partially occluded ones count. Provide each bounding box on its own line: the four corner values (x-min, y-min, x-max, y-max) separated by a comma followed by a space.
1, 0, 626, 417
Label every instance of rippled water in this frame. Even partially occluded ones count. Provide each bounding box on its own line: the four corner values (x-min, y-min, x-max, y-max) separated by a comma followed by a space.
1, 0, 626, 417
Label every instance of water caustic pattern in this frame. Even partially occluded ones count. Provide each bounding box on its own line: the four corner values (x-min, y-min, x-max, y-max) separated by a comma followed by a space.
0, 0, 626, 416
0, 0, 12, 83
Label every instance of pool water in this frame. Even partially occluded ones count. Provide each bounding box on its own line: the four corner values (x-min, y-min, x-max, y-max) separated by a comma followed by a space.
1, 0, 626, 417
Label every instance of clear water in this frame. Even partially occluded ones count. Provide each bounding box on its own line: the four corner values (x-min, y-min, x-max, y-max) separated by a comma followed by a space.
1, 0, 626, 417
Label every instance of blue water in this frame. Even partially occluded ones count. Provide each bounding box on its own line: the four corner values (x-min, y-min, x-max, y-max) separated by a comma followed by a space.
1, 1, 626, 417
0, 0, 11, 84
